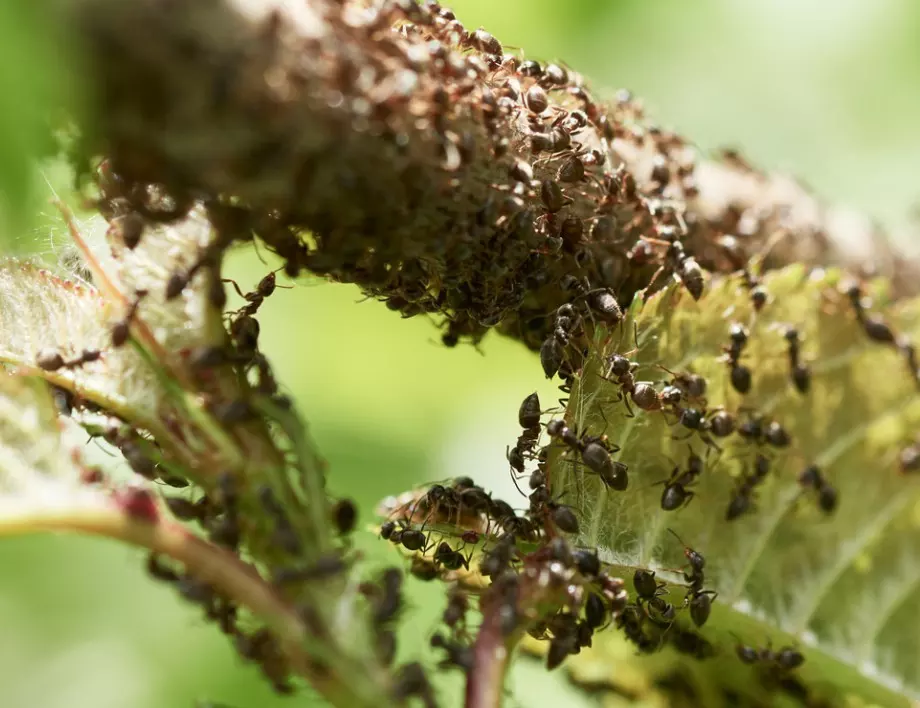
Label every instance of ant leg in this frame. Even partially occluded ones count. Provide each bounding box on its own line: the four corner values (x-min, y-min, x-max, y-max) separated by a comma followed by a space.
620, 393, 635, 418
680, 491, 696, 510
221, 278, 247, 299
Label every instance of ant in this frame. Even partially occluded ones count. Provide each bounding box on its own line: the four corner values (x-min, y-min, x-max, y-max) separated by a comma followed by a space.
669, 406, 728, 452
725, 455, 772, 521
721, 323, 752, 394
507, 392, 543, 485
655, 451, 705, 511
646, 239, 705, 301
36, 347, 102, 372
633, 569, 668, 602
657, 365, 707, 406
433, 541, 472, 571
111, 290, 149, 348
545, 419, 628, 490
782, 326, 811, 394
224, 269, 291, 318
668, 529, 717, 627
798, 464, 838, 514
737, 413, 792, 449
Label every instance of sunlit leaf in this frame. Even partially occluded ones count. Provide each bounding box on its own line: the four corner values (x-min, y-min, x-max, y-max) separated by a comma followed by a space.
554, 264, 920, 707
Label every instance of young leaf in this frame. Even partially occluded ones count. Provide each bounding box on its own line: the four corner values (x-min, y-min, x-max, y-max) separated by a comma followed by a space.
553, 265, 920, 706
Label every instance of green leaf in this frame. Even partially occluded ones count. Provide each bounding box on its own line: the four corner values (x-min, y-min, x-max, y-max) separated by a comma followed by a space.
554, 265, 920, 707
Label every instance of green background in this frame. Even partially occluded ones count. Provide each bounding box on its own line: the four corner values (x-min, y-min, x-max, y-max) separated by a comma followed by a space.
1, 1, 919, 706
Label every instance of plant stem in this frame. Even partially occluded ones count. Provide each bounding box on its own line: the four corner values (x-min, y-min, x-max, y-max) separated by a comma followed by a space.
465, 599, 514, 708
0, 495, 395, 708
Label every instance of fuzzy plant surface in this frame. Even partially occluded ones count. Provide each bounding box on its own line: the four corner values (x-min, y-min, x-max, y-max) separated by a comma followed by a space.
543, 264, 920, 707
0, 1, 919, 708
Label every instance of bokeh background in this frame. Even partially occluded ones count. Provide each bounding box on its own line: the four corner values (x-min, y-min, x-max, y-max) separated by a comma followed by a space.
2, 1, 920, 706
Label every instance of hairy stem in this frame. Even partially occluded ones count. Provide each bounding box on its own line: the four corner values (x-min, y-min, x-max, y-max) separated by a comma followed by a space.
465, 601, 514, 708
0, 495, 392, 708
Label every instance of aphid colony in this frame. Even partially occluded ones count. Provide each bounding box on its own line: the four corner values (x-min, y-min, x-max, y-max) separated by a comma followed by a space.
381, 473, 629, 676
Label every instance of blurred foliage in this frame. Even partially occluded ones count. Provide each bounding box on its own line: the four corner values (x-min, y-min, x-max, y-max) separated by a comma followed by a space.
0, 1, 918, 707
0, 2, 77, 248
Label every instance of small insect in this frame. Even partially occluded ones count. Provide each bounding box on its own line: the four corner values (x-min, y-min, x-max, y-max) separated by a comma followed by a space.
656, 464, 698, 512
798, 464, 838, 514
111, 290, 148, 348
647, 240, 705, 301
633, 569, 667, 601
545, 419, 628, 490
657, 365, 707, 405
783, 326, 811, 394
722, 323, 752, 394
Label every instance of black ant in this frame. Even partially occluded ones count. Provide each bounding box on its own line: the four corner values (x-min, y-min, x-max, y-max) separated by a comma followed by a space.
633, 568, 667, 602
798, 464, 838, 514
737, 413, 792, 449
433, 541, 472, 571
657, 364, 707, 405
430, 633, 473, 672
224, 269, 290, 318
646, 239, 705, 301
722, 323, 752, 394
669, 406, 728, 452
655, 452, 704, 511
668, 529, 717, 627
782, 326, 811, 394
507, 392, 543, 486
545, 419, 628, 490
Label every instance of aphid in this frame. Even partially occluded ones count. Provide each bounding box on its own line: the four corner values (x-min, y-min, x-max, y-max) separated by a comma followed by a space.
798, 464, 837, 514
115, 486, 159, 523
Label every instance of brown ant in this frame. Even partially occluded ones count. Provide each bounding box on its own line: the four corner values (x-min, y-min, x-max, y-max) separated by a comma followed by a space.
111, 290, 148, 348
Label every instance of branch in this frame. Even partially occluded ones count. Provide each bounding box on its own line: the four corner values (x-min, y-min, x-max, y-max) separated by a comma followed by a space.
54, 0, 919, 355
0, 492, 390, 707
